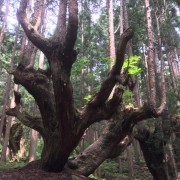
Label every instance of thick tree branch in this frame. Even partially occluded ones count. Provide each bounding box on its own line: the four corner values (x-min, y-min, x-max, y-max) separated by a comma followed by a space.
88, 28, 133, 107
13, 64, 56, 133
77, 87, 124, 134
6, 107, 44, 137
53, 0, 68, 43
65, 0, 78, 52
6, 91, 44, 136
68, 103, 158, 176
17, 0, 52, 55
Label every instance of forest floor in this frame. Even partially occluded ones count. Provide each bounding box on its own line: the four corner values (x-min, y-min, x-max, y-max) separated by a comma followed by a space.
0, 160, 152, 180
0, 167, 89, 180
0, 161, 88, 180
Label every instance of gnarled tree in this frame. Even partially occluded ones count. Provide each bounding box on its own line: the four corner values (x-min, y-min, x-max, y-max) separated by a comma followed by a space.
6, 0, 159, 176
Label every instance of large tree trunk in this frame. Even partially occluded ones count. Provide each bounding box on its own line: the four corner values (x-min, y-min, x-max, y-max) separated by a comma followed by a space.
7, 26, 134, 173
6, 0, 161, 175
136, 127, 168, 180
136, 110, 176, 180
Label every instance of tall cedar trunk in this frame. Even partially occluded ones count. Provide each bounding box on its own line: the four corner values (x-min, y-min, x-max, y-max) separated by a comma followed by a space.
144, 0, 156, 106
167, 49, 177, 89
155, 9, 166, 113
80, 7, 85, 106
137, 4, 169, 179
174, 48, 180, 74
29, 129, 38, 162
143, 43, 150, 102
126, 145, 135, 180
119, 0, 124, 35
107, 0, 115, 68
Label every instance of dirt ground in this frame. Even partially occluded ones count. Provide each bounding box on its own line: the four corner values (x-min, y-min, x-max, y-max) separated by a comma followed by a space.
0, 162, 89, 180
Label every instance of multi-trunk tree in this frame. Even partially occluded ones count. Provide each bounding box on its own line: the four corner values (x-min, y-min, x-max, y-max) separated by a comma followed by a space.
5, 0, 164, 176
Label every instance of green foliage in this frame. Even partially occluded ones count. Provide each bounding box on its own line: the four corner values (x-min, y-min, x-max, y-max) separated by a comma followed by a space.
123, 55, 141, 75
123, 90, 134, 105
72, 57, 90, 76
84, 94, 92, 102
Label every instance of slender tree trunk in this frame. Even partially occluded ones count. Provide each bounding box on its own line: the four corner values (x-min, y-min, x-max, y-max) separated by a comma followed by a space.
144, 0, 156, 106
29, 129, 38, 162
80, 0, 85, 107
19, 138, 26, 159
167, 49, 177, 89
167, 142, 178, 179
126, 145, 135, 180
38, 52, 45, 69
119, 0, 124, 35
174, 48, 180, 74
155, 13, 166, 113
107, 0, 115, 68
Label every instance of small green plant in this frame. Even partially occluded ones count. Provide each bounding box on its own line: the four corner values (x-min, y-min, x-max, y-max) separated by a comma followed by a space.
84, 94, 92, 102
123, 55, 141, 75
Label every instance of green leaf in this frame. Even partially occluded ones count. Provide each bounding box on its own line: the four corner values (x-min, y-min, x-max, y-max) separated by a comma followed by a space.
123, 55, 141, 75
84, 94, 92, 102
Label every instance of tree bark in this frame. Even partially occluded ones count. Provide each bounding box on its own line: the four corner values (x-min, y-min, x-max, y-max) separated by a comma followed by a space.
136, 110, 174, 180
144, 0, 156, 106
10, 0, 162, 175
68, 103, 158, 176
107, 0, 116, 67
126, 145, 135, 180
9, 27, 133, 172
136, 127, 168, 180
29, 129, 38, 162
